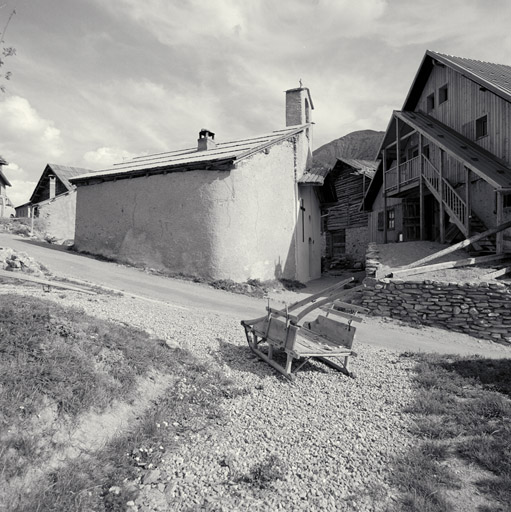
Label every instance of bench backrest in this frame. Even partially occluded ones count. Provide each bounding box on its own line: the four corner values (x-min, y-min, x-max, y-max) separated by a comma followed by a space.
251, 315, 298, 350
305, 315, 356, 349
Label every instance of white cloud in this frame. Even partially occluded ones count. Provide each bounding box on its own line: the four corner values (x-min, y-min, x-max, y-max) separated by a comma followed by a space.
0, 97, 66, 206
0, 96, 64, 159
374, 0, 511, 62
83, 147, 143, 168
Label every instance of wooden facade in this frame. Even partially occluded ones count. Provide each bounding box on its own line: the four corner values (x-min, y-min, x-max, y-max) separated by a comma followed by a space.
323, 158, 378, 262
365, 51, 511, 253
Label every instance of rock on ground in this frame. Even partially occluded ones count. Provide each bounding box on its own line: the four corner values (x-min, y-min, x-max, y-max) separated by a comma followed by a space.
0, 247, 48, 276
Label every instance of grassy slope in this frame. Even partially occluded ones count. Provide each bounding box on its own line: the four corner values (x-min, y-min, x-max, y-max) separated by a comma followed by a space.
0, 294, 246, 512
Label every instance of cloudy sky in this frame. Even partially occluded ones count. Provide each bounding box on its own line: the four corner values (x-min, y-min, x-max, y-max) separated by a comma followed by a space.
1, 0, 510, 206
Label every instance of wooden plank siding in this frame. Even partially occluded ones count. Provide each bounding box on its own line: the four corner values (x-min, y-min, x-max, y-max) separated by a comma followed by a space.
326, 167, 369, 233
367, 52, 511, 248
368, 194, 403, 244
416, 65, 511, 167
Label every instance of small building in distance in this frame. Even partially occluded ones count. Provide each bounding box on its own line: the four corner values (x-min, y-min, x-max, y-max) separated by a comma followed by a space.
19, 164, 92, 241
364, 50, 511, 253
70, 87, 322, 283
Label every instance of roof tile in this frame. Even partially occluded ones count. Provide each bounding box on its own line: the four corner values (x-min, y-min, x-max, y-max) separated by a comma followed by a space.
72, 125, 308, 183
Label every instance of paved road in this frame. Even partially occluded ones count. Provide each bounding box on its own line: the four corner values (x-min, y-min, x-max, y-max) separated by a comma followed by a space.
2, 232, 511, 358
0, 233, 266, 318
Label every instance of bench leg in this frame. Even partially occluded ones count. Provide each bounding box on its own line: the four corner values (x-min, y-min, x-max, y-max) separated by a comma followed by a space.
285, 353, 293, 375
315, 355, 354, 378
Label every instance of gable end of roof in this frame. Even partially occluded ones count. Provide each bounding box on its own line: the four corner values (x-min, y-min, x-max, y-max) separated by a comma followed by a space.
403, 50, 511, 111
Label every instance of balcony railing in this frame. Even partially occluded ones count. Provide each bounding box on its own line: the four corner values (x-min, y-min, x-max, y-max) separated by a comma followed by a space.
384, 156, 421, 192
423, 156, 468, 233
384, 154, 469, 235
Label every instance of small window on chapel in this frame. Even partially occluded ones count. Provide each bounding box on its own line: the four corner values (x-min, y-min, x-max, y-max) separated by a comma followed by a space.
439, 84, 448, 104
427, 93, 435, 112
476, 115, 488, 139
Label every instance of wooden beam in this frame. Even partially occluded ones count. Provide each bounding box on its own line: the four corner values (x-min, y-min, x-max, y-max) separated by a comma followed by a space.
496, 191, 504, 254
384, 129, 417, 150
465, 167, 471, 237
439, 149, 445, 243
482, 266, 511, 279
0, 269, 96, 294
296, 285, 363, 322
319, 308, 364, 323
389, 254, 508, 278
400, 219, 511, 269
382, 148, 388, 243
396, 117, 401, 194
419, 134, 425, 241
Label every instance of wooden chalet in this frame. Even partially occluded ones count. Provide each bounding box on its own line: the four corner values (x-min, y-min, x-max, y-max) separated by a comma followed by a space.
363, 50, 511, 253
299, 157, 378, 264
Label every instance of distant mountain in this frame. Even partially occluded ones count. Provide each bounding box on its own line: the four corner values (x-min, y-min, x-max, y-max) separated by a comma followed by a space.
313, 129, 384, 167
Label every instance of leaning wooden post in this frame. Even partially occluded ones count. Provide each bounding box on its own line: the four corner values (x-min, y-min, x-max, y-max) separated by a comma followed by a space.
395, 116, 401, 194
419, 134, 424, 241
439, 149, 445, 243
30, 206, 34, 236
465, 167, 471, 237
382, 148, 388, 244
496, 190, 504, 254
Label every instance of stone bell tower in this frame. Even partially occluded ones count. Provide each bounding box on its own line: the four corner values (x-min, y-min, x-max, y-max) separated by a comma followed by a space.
285, 83, 314, 127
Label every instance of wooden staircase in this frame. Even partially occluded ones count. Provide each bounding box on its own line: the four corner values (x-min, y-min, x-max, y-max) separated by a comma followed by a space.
422, 156, 468, 236
422, 155, 496, 254
468, 215, 497, 253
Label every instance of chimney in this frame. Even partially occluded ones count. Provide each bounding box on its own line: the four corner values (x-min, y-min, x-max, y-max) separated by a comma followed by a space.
49, 174, 56, 199
197, 129, 216, 151
285, 85, 314, 127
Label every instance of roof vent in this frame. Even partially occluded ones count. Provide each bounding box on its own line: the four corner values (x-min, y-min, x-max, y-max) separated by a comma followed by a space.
198, 129, 216, 151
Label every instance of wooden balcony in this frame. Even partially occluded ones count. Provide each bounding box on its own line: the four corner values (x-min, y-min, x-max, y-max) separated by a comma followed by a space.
385, 153, 470, 237
384, 156, 421, 195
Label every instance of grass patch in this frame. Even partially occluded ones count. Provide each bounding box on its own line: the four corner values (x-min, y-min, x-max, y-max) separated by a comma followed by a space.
0, 293, 247, 511
0, 294, 180, 422
236, 455, 287, 490
391, 353, 511, 511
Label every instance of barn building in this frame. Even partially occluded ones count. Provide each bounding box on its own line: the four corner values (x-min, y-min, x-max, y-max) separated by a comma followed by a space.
363, 50, 511, 253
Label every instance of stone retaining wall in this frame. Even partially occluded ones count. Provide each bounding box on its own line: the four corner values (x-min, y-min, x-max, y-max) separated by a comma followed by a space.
362, 277, 511, 344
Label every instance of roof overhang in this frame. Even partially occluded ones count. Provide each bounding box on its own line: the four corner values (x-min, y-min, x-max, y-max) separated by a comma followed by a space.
0, 169, 11, 187
71, 124, 309, 186
403, 50, 511, 111
70, 158, 237, 186
361, 160, 383, 211
395, 111, 511, 189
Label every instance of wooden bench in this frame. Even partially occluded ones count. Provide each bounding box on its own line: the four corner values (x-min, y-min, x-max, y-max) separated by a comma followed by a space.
241, 279, 368, 381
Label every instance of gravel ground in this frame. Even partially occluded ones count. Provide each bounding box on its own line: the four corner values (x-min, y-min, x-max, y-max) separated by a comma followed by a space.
2, 283, 417, 511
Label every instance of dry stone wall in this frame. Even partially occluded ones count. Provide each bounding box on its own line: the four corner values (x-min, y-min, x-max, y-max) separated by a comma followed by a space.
362, 277, 511, 345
